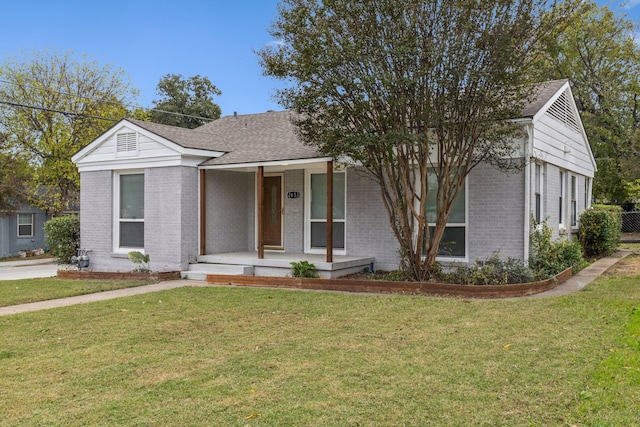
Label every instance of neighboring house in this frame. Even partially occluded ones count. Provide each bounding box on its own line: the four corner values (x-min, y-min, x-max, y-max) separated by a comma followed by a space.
72, 79, 595, 277
0, 204, 51, 258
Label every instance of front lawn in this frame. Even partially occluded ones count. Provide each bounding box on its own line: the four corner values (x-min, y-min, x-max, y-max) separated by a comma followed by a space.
0, 278, 156, 307
0, 257, 638, 426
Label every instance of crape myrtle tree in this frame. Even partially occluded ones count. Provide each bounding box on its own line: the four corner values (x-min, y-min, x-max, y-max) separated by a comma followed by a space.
259, 0, 575, 280
0, 50, 136, 215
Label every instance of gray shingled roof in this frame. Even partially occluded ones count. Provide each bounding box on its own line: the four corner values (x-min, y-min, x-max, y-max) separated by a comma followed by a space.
521, 79, 568, 118
126, 80, 568, 166
197, 111, 321, 166
125, 118, 231, 152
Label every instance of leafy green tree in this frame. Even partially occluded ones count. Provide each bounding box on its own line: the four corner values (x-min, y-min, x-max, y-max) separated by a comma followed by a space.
536, 1, 640, 203
259, 0, 574, 280
0, 145, 32, 213
0, 50, 136, 215
150, 74, 222, 128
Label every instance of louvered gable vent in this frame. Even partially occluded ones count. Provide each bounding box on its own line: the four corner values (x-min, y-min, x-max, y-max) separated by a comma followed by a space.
117, 132, 138, 153
545, 89, 580, 133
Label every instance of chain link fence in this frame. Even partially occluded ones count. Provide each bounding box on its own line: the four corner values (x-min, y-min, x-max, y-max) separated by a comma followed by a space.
621, 212, 640, 242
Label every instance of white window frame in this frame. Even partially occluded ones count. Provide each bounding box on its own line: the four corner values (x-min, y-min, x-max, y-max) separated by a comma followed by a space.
534, 163, 544, 224
113, 170, 145, 253
304, 167, 347, 255
423, 171, 468, 262
559, 170, 565, 229
570, 174, 577, 228
584, 177, 591, 210
17, 213, 35, 237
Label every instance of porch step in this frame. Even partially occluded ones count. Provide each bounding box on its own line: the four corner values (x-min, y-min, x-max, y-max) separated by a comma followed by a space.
180, 263, 254, 281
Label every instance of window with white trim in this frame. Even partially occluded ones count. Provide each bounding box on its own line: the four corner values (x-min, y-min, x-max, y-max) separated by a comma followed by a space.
425, 170, 467, 258
570, 175, 577, 227
115, 172, 144, 249
534, 163, 543, 223
559, 170, 565, 227
584, 177, 591, 210
308, 172, 346, 250
17, 213, 34, 237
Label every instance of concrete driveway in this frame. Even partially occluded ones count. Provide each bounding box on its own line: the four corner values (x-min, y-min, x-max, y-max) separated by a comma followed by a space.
0, 258, 59, 280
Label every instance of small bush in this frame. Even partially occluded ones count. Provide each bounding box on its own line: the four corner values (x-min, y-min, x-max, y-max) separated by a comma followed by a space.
579, 209, 621, 258
290, 260, 319, 278
591, 204, 623, 213
128, 251, 150, 272
44, 215, 80, 264
447, 253, 536, 286
530, 219, 587, 277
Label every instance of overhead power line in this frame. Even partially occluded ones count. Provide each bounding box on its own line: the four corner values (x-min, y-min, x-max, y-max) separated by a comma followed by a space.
0, 79, 217, 123
0, 100, 119, 122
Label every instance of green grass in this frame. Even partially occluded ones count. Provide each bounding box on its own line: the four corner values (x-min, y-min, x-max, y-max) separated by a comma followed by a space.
0, 278, 156, 307
619, 242, 640, 251
0, 271, 639, 425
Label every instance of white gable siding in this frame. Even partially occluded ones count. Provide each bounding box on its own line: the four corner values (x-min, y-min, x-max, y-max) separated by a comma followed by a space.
531, 87, 595, 178
81, 127, 181, 164
532, 113, 593, 177
74, 124, 222, 172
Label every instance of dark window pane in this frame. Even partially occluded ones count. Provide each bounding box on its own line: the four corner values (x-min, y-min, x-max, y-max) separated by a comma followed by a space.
428, 226, 465, 257
18, 224, 33, 237
310, 222, 345, 249
120, 222, 144, 248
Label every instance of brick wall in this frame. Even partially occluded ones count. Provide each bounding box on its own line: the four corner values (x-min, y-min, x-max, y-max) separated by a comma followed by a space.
284, 169, 304, 252
206, 170, 250, 253
346, 167, 401, 271
79, 170, 121, 271
467, 164, 526, 261
145, 167, 198, 271
80, 167, 199, 272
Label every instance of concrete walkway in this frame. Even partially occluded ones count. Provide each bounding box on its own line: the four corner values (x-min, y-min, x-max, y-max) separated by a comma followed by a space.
0, 258, 59, 280
524, 250, 633, 298
0, 251, 633, 316
0, 279, 206, 316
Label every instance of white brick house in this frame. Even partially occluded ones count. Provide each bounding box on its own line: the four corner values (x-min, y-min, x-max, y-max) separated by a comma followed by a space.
72, 79, 595, 277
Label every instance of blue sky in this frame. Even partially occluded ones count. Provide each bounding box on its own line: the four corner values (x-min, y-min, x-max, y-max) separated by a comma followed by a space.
0, 0, 638, 117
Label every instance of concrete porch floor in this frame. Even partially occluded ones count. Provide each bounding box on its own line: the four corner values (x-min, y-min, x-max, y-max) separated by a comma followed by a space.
184, 252, 374, 279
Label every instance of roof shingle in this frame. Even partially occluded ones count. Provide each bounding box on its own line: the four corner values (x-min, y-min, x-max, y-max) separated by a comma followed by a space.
125, 80, 568, 166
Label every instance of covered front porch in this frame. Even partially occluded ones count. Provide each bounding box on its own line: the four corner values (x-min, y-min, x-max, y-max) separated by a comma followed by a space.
182, 251, 373, 280
194, 155, 360, 278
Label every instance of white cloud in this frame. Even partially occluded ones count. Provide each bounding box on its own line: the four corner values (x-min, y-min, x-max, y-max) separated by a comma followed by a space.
266, 39, 286, 49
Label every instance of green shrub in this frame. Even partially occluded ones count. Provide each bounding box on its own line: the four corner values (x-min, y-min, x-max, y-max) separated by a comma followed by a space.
43, 215, 80, 264
447, 252, 536, 286
591, 204, 623, 212
579, 209, 621, 258
529, 219, 587, 278
290, 260, 319, 278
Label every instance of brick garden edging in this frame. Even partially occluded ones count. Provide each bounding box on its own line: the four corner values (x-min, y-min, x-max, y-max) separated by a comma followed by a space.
207, 267, 573, 298
57, 270, 181, 281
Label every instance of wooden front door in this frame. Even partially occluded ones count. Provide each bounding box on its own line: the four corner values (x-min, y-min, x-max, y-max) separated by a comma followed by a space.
262, 176, 283, 247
